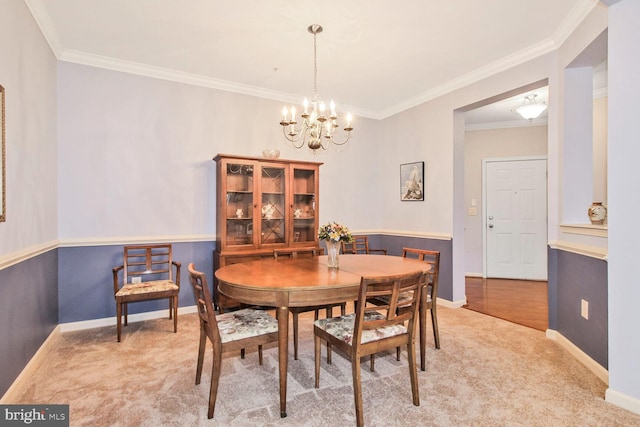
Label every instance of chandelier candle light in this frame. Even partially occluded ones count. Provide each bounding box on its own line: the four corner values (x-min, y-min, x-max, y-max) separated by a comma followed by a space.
279, 25, 353, 153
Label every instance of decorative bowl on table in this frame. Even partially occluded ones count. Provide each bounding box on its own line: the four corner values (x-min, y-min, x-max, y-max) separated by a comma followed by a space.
262, 149, 280, 159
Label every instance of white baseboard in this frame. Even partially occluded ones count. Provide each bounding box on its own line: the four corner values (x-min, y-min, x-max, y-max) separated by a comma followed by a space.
605, 388, 640, 416
1, 325, 62, 403
546, 329, 608, 384
437, 297, 467, 309
2, 305, 199, 403
465, 272, 483, 278
59, 305, 198, 332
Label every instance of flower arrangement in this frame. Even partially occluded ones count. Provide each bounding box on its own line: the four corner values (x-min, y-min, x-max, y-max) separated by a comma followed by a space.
318, 221, 353, 243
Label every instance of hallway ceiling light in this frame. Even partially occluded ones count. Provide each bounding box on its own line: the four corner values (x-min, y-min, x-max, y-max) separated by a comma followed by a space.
279, 25, 353, 154
516, 94, 547, 120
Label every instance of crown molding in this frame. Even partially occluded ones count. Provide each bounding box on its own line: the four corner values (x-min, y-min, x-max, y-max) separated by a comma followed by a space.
24, 0, 600, 121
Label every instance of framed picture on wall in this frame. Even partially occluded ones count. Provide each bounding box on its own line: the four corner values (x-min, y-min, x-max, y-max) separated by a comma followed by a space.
400, 161, 424, 201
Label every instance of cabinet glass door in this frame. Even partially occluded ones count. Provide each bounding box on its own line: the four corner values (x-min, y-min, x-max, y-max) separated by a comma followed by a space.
225, 162, 254, 248
292, 167, 317, 245
260, 165, 286, 245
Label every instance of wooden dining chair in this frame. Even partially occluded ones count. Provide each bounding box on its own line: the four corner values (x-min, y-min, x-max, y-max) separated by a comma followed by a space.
112, 244, 181, 342
340, 235, 387, 255
188, 263, 279, 419
313, 271, 424, 427
367, 247, 441, 371
273, 247, 346, 360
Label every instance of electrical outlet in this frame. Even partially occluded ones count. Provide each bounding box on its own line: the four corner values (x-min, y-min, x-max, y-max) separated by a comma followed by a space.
132, 277, 142, 284
581, 299, 589, 319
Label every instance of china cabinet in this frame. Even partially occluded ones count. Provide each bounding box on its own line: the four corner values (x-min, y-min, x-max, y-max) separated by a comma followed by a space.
212, 154, 322, 309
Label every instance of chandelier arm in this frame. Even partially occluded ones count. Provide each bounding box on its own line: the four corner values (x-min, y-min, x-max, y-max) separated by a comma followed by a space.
282, 127, 306, 149
327, 131, 352, 146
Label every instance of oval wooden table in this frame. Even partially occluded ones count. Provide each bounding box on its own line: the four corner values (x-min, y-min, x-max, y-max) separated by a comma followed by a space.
215, 254, 430, 418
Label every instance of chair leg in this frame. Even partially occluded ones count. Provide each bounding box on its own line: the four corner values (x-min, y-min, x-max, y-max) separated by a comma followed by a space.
240, 348, 245, 359
293, 312, 300, 360
407, 340, 420, 407
419, 298, 427, 371
314, 335, 322, 388
208, 344, 223, 419
173, 296, 179, 333
396, 347, 401, 361
352, 354, 364, 427
169, 297, 173, 319
431, 306, 440, 350
116, 302, 122, 342
258, 345, 263, 365
370, 355, 375, 372
196, 330, 206, 385
123, 302, 128, 326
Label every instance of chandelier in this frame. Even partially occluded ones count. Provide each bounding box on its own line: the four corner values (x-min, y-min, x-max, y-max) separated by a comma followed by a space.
279, 25, 353, 153
515, 94, 547, 120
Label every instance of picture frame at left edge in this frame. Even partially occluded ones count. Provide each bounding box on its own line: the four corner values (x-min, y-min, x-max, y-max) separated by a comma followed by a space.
0, 84, 5, 222
400, 161, 424, 201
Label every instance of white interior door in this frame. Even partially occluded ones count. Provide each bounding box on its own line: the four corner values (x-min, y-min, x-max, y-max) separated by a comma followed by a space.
484, 157, 547, 280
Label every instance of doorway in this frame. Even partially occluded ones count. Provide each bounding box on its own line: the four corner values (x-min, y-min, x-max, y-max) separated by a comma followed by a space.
483, 156, 548, 280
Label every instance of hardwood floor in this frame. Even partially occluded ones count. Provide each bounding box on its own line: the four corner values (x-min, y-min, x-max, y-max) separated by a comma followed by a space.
464, 277, 548, 332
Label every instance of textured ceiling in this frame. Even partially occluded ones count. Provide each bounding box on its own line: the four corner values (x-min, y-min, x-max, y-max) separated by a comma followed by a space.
26, 0, 599, 123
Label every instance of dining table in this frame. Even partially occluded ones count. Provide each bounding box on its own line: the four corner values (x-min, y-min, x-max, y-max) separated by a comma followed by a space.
214, 253, 431, 418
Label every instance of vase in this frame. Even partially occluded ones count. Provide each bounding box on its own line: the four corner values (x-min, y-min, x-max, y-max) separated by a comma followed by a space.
326, 240, 340, 269
588, 202, 607, 225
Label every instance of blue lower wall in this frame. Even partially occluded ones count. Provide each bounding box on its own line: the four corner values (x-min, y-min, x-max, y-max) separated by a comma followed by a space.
2, 237, 607, 398
0, 249, 58, 396
548, 247, 608, 368
377, 235, 453, 301
58, 241, 216, 323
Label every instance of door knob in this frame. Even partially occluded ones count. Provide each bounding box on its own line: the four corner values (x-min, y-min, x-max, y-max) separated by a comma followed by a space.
488, 224, 494, 228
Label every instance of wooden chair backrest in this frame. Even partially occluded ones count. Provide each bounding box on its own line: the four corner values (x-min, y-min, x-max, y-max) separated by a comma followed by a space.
341, 236, 369, 254
188, 263, 220, 346
123, 244, 173, 284
401, 247, 440, 302
354, 271, 424, 348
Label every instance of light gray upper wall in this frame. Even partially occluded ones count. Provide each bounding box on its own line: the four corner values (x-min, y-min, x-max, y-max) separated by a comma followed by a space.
0, 0, 57, 259
56, 62, 382, 241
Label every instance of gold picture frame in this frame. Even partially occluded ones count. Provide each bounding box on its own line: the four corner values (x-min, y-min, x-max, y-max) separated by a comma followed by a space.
0, 84, 5, 222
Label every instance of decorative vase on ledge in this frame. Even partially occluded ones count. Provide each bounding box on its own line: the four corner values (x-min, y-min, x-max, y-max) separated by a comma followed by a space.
588, 202, 607, 225
326, 240, 340, 269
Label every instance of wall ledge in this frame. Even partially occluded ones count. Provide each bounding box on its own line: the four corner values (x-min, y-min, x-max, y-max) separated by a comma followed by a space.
549, 240, 608, 260
560, 223, 608, 237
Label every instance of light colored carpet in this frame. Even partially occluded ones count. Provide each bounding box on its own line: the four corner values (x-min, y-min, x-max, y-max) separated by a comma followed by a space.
8, 306, 640, 426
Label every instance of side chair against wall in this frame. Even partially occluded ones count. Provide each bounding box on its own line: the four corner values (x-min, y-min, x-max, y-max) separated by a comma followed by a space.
340, 235, 387, 255
188, 263, 279, 419
273, 247, 346, 360
368, 247, 441, 371
313, 271, 424, 427
112, 244, 181, 342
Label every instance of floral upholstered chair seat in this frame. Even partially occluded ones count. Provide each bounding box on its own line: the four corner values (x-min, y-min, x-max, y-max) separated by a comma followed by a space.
314, 311, 407, 345
115, 279, 179, 297
216, 308, 279, 343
